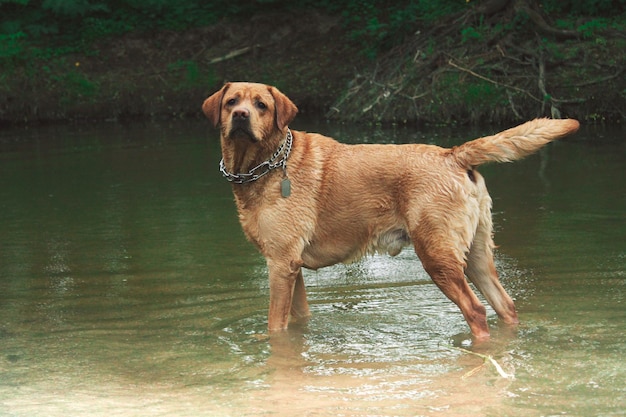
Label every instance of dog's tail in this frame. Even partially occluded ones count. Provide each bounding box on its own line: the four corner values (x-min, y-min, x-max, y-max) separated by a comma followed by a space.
453, 118, 580, 168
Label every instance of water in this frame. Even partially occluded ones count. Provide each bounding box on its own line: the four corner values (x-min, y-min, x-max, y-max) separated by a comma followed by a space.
0, 120, 624, 416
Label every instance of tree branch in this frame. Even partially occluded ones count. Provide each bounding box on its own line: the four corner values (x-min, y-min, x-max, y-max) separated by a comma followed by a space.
207, 45, 260, 64
447, 59, 542, 103
514, 0, 579, 40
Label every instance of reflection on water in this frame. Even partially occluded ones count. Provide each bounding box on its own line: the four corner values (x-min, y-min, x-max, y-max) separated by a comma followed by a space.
0, 121, 624, 416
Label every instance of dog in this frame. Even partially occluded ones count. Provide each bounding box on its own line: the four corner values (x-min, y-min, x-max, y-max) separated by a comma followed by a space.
203, 82, 579, 339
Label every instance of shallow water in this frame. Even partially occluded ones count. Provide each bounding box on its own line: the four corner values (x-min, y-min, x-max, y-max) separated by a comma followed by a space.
0, 120, 624, 416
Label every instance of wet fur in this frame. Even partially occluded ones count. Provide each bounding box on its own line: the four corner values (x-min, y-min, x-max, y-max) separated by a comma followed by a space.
203, 82, 580, 339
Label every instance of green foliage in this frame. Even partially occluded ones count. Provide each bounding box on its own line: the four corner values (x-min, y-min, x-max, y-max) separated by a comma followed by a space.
541, 0, 626, 15
0, 0, 244, 41
464, 80, 506, 109
0, 32, 25, 60
168, 59, 217, 90
54, 70, 99, 104
42, 0, 109, 16
0, 0, 477, 63
577, 18, 609, 38
461, 26, 483, 44
79, 17, 133, 42
328, 0, 467, 58
436, 72, 505, 110
3, 0, 623, 62
1, 0, 625, 123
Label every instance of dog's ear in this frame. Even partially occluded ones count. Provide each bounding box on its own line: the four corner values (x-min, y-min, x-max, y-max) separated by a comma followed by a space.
268, 86, 298, 131
202, 83, 231, 127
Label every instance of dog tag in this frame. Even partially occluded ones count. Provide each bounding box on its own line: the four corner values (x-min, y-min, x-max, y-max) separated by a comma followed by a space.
281, 178, 291, 198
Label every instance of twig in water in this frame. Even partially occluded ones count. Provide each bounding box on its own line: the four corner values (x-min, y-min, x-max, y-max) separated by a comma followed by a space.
449, 346, 515, 380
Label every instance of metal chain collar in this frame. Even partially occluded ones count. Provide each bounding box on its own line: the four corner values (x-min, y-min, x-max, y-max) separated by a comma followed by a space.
219, 129, 293, 184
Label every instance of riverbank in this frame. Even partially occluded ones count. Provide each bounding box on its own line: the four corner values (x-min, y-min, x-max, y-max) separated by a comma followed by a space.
1, 4, 624, 126
0, 11, 360, 125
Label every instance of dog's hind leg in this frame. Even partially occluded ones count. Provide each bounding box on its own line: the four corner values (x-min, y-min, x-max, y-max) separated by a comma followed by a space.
413, 236, 491, 338
465, 217, 519, 325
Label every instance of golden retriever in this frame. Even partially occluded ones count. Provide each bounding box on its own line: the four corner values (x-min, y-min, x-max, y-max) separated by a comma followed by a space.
203, 82, 579, 339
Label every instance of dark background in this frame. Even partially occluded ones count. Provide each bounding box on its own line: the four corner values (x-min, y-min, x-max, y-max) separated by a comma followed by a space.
1, 0, 625, 125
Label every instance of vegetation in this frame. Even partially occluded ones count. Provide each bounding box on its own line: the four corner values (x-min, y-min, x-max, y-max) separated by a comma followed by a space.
1, 0, 625, 124
325, 0, 626, 124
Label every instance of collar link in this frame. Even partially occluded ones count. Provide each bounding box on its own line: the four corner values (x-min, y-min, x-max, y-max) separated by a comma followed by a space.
219, 129, 293, 184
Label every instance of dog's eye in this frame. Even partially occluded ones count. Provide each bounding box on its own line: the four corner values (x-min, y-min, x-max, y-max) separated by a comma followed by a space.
256, 101, 267, 110
226, 98, 237, 106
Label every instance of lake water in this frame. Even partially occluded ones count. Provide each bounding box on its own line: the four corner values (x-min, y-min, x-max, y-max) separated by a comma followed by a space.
0, 120, 624, 416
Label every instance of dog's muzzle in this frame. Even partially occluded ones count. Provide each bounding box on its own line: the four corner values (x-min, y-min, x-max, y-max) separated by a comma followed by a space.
229, 115, 257, 142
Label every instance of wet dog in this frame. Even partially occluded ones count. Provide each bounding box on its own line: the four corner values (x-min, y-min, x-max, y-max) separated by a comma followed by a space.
203, 82, 579, 338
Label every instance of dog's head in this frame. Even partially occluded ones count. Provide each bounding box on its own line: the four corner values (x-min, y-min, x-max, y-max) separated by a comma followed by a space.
202, 82, 298, 143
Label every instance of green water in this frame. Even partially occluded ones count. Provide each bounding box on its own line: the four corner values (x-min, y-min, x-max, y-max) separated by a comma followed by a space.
0, 121, 624, 416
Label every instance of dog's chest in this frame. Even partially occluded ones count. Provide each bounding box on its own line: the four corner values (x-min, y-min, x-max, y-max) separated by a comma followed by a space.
235, 190, 316, 255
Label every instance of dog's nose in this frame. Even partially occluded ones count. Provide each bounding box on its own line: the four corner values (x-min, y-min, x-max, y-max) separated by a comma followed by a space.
232, 107, 250, 119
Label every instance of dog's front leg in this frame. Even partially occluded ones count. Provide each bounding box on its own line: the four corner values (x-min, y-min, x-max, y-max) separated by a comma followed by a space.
267, 258, 305, 331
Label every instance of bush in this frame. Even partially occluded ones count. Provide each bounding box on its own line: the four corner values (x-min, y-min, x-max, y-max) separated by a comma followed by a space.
542, 0, 626, 15
0, 0, 472, 57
